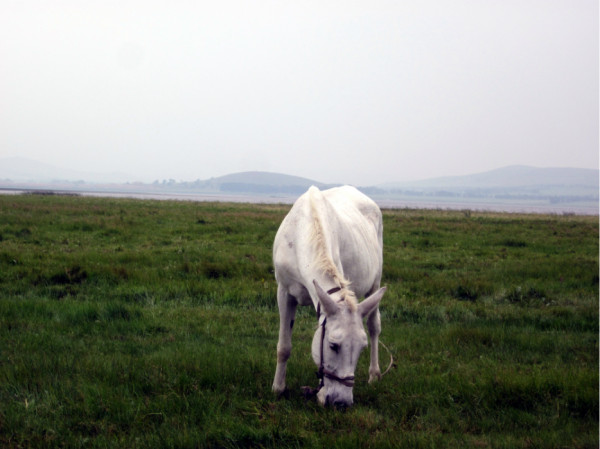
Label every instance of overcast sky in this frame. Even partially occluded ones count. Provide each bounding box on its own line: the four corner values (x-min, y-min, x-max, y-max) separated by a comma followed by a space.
1, 1, 598, 185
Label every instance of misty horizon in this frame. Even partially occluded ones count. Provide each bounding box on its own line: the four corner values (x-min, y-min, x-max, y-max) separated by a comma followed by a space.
1, 156, 598, 189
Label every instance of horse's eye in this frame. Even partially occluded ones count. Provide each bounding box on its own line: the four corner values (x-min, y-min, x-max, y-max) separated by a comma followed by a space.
329, 343, 340, 353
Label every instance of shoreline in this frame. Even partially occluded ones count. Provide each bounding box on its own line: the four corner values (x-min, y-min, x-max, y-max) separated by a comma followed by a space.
1, 187, 597, 216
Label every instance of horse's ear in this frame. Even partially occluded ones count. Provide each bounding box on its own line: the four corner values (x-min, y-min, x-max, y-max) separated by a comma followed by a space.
358, 287, 386, 318
313, 280, 338, 316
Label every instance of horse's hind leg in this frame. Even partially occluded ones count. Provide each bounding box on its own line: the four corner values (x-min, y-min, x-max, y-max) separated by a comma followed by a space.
272, 284, 297, 394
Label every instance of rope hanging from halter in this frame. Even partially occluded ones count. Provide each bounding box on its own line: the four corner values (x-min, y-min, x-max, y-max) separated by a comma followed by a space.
301, 287, 394, 400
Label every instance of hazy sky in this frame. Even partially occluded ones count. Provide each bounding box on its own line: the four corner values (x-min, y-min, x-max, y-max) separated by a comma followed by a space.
1, 1, 598, 185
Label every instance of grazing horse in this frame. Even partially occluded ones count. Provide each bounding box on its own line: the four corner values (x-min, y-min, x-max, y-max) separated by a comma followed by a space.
272, 185, 386, 407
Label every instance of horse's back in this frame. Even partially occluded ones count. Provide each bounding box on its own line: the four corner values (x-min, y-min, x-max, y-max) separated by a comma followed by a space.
273, 186, 382, 298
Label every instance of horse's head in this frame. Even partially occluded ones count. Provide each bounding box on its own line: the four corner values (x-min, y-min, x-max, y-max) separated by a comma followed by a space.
311, 280, 385, 408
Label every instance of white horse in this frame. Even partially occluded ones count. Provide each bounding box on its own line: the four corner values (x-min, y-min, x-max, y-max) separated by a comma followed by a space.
272, 185, 386, 407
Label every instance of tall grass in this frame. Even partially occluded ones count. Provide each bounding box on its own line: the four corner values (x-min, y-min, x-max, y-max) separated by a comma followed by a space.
0, 194, 597, 448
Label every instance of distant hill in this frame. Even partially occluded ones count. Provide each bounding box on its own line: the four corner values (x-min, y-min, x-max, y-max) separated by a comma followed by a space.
381, 165, 599, 190
188, 171, 336, 195
206, 171, 327, 188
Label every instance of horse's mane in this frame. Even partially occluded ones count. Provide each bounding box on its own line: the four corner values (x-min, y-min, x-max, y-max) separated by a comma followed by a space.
308, 188, 357, 311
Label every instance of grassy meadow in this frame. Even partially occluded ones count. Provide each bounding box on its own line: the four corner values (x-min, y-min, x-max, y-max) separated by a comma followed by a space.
0, 193, 598, 448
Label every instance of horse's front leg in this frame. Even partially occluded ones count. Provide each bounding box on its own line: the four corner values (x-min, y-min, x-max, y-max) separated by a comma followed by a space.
366, 306, 381, 383
272, 284, 297, 394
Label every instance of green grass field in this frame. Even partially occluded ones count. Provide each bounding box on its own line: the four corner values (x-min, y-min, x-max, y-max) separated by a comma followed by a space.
0, 194, 597, 448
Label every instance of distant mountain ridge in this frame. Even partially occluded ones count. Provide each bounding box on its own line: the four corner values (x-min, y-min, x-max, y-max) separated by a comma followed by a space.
1, 158, 597, 213
382, 165, 599, 189
1, 157, 598, 198
200, 166, 599, 196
